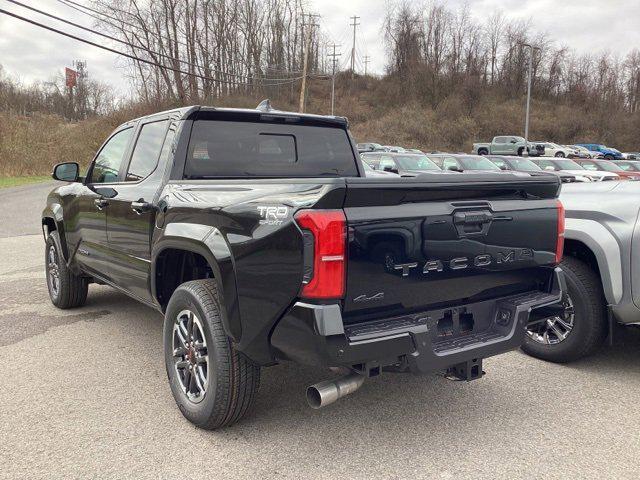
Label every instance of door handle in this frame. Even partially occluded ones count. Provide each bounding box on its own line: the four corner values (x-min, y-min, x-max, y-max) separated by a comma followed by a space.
131, 200, 154, 214
94, 198, 109, 210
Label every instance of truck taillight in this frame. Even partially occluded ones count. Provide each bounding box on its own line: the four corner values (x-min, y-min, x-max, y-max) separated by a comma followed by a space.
294, 209, 346, 299
556, 200, 565, 264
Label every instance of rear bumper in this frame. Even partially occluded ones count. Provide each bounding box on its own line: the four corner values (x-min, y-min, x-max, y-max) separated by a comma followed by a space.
270, 268, 565, 374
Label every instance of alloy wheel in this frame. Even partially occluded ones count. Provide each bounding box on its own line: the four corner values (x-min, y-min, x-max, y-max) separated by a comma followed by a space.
526, 296, 575, 345
172, 309, 209, 403
47, 245, 60, 298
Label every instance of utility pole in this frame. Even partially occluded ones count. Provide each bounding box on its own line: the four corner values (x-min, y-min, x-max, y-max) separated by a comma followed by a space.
364, 56, 370, 76
328, 43, 342, 115
299, 13, 320, 113
350, 15, 360, 78
520, 42, 541, 157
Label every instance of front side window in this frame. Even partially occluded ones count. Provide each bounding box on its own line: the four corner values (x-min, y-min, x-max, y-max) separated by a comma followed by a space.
379, 157, 397, 170
394, 155, 440, 171
581, 162, 598, 171
90, 128, 133, 184
442, 158, 460, 171
185, 120, 357, 178
361, 154, 380, 169
536, 160, 557, 170
126, 120, 170, 182
595, 161, 623, 172
507, 158, 541, 171
490, 158, 508, 169
555, 159, 584, 170
458, 156, 501, 171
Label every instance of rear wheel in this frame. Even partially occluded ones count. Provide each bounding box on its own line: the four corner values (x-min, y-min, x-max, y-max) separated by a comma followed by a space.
604, 154, 614, 160
45, 231, 88, 309
517, 147, 524, 156
555, 151, 565, 157
522, 256, 607, 363
164, 279, 260, 429
478, 148, 489, 156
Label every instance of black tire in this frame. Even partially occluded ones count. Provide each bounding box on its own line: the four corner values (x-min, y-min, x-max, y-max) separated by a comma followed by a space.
517, 147, 524, 156
45, 230, 88, 309
555, 151, 565, 157
164, 279, 260, 429
478, 148, 489, 156
522, 256, 607, 363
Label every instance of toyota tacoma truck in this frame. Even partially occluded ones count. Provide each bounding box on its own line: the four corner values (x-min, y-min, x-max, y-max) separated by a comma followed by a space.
42, 103, 564, 429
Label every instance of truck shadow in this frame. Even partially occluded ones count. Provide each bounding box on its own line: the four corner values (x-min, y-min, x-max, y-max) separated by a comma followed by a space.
84, 288, 640, 447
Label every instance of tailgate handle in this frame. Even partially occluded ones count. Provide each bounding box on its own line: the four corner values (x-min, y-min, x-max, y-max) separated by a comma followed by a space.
453, 211, 493, 237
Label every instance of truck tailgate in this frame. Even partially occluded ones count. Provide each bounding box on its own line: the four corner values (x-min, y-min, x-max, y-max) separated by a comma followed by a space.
342, 174, 561, 322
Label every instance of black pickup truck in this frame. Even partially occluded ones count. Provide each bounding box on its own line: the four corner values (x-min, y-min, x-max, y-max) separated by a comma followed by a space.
42, 103, 565, 429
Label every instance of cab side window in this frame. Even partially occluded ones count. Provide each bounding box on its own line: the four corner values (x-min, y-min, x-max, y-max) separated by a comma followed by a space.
125, 120, 170, 182
89, 128, 133, 184
494, 137, 506, 144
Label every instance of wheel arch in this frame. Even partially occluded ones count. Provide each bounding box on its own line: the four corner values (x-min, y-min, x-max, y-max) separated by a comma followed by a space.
42, 204, 69, 260
152, 223, 241, 341
563, 219, 622, 304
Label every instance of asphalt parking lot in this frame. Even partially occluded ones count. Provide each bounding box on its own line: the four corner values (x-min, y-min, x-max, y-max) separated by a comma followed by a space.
2, 182, 640, 480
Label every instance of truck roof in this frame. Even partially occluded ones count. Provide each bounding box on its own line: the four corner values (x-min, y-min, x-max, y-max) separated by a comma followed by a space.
126, 102, 348, 127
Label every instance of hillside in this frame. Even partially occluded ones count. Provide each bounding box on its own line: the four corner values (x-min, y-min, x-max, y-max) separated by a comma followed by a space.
2, 73, 639, 177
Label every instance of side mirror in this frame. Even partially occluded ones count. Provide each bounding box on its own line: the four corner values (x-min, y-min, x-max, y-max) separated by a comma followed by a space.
499, 165, 507, 170
52, 162, 79, 182
447, 165, 463, 172
510, 140, 517, 144
544, 166, 555, 171
383, 166, 399, 174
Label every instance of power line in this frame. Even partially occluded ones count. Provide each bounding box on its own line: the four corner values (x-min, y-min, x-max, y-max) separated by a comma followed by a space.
7, 0, 300, 82
53, 0, 304, 80
0, 8, 303, 88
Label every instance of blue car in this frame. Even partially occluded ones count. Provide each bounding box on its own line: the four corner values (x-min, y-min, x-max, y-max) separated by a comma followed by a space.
575, 143, 624, 160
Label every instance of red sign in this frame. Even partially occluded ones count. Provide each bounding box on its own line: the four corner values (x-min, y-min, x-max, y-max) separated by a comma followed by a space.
65, 67, 77, 88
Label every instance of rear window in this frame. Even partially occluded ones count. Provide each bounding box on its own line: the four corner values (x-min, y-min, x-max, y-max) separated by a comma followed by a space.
184, 120, 358, 178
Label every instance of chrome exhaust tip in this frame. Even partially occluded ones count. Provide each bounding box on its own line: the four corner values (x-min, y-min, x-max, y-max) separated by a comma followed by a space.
306, 372, 365, 409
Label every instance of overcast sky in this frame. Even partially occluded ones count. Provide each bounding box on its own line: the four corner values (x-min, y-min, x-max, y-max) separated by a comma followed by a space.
1, 0, 639, 97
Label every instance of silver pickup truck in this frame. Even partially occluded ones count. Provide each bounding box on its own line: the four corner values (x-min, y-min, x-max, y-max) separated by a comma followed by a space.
473, 136, 544, 157
523, 181, 640, 362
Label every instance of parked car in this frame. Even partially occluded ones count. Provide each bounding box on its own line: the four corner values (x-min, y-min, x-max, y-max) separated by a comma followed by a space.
562, 145, 590, 158
472, 136, 544, 156
568, 145, 603, 159
428, 153, 528, 174
356, 142, 385, 153
361, 152, 444, 176
486, 155, 579, 183
404, 148, 424, 154
533, 142, 578, 158
572, 158, 640, 181
523, 181, 640, 362
531, 158, 619, 182
40, 103, 565, 428
622, 152, 640, 160
574, 143, 624, 160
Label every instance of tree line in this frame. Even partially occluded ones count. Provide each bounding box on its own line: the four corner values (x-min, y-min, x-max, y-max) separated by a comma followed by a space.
383, 2, 640, 115
92, 0, 328, 103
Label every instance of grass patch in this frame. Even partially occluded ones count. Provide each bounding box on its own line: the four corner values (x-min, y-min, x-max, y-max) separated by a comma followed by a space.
0, 176, 51, 188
